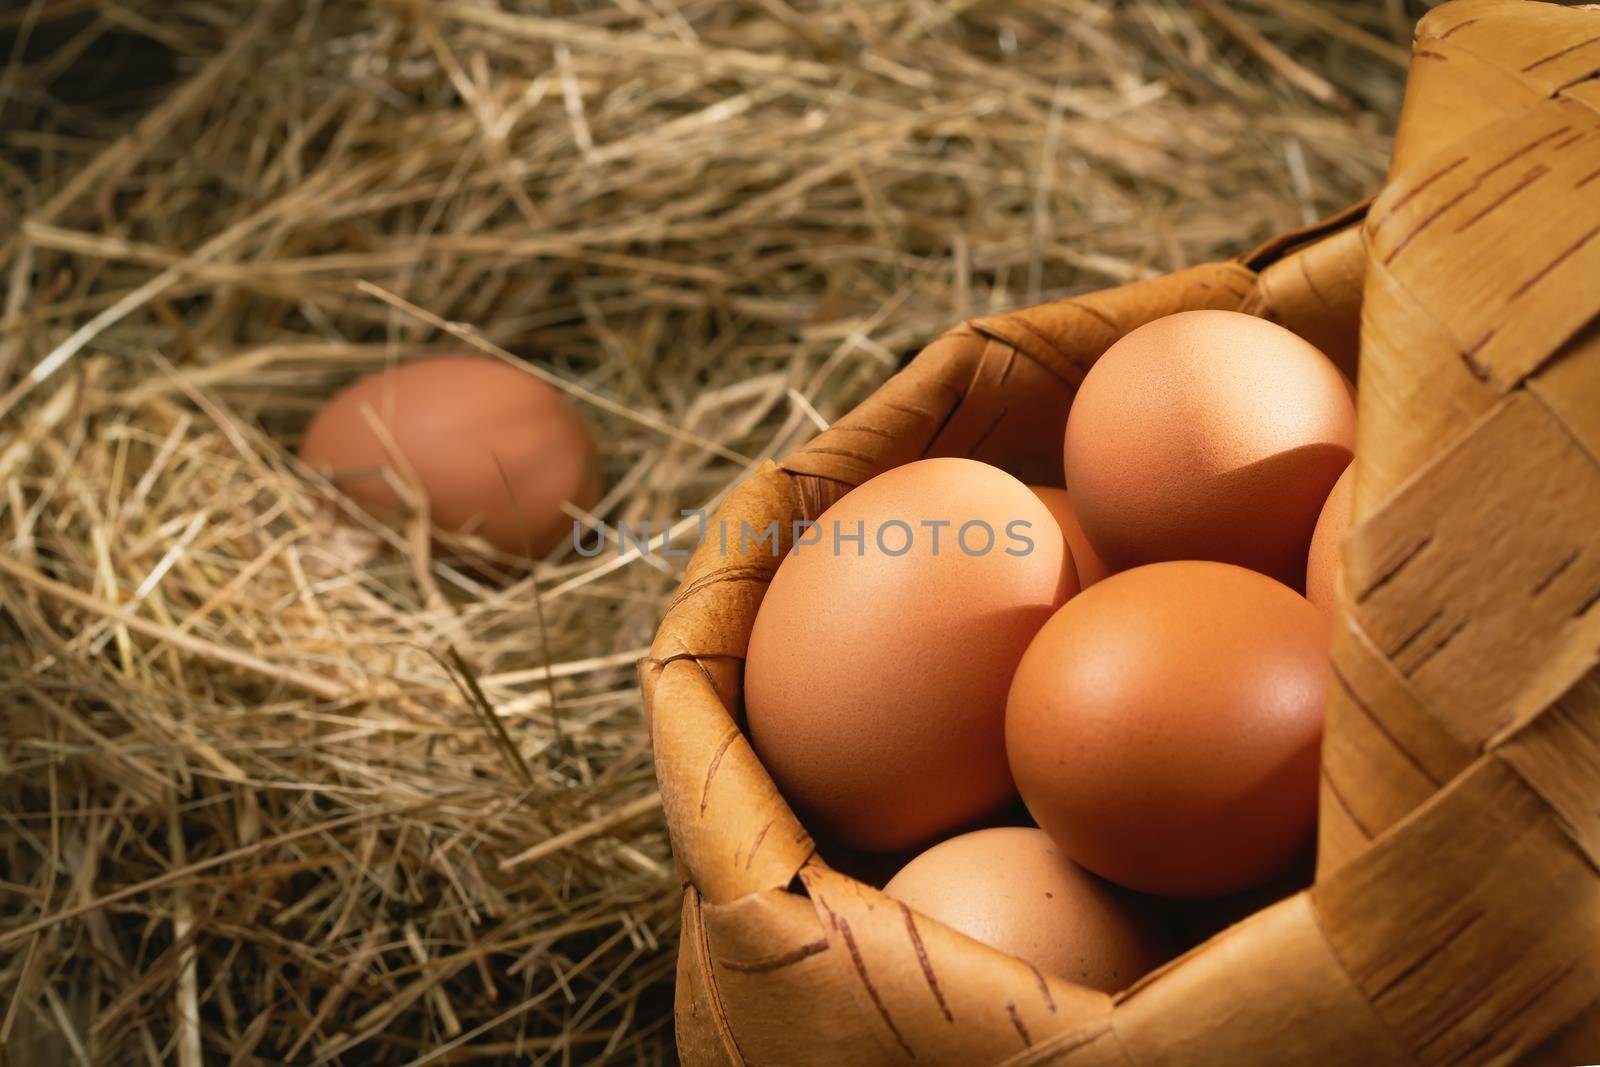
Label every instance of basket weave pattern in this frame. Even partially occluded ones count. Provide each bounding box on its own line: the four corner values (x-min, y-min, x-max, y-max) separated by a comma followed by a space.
643, 2, 1600, 1062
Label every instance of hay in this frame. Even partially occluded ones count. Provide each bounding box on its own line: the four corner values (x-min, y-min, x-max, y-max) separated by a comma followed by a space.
0, 1, 1404, 1061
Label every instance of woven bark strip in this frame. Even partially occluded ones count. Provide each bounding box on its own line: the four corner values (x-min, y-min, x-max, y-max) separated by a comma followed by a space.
643, 2, 1600, 1062
1240, 221, 1366, 382
1321, 0, 1600, 869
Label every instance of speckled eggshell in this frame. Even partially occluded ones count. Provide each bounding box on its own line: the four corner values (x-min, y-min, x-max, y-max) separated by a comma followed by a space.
1305, 463, 1354, 611
1006, 561, 1329, 897
884, 827, 1163, 992
746, 458, 1075, 853
1063, 310, 1355, 586
299, 356, 600, 557
1030, 486, 1111, 588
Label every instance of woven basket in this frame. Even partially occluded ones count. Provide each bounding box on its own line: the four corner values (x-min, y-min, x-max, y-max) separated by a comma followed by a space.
642, 1, 1600, 1062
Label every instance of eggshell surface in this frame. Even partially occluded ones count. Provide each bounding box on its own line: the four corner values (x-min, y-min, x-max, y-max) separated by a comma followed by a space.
884, 827, 1162, 992
1030, 486, 1111, 588
1063, 310, 1355, 585
300, 356, 600, 556
746, 458, 1074, 853
1006, 560, 1328, 896
1305, 463, 1354, 611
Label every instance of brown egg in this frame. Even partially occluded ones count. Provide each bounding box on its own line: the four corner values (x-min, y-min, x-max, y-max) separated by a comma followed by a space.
1030, 486, 1111, 588
1305, 463, 1354, 611
746, 458, 1074, 853
1063, 310, 1355, 585
1006, 561, 1329, 897
299, 356, 600, 557
884, 827, 1163, 992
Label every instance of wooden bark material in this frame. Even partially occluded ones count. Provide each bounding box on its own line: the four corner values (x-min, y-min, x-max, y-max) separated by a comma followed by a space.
643, 2, 1600, 1062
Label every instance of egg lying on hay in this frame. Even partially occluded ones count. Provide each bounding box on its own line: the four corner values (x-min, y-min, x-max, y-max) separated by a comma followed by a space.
299, 356, 601, 558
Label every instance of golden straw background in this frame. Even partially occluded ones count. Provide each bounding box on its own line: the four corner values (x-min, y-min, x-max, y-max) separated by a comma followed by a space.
0, 2, 1410, 1062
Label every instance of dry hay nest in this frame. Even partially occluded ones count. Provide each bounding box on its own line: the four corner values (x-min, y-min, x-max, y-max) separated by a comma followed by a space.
0, 1, 1400, 1062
